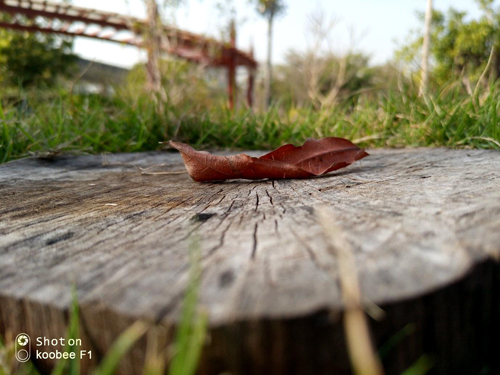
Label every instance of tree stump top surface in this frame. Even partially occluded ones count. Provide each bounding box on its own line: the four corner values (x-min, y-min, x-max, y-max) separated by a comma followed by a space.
1, 148, 499, 326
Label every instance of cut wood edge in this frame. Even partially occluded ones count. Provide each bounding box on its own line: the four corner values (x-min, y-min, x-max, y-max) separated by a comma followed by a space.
1, 258, 498, 375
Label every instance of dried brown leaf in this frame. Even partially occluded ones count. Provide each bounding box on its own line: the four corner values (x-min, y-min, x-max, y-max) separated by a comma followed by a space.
169, 138, 369, 182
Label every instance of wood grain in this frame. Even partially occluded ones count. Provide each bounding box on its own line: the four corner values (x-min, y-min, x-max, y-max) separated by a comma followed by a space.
0, 148, 499, 374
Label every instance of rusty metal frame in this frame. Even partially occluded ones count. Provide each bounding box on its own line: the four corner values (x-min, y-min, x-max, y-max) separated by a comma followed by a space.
0, 0, 257, 108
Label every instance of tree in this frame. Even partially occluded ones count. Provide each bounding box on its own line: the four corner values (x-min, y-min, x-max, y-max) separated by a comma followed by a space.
271, 10, 375, 110
396, 0, 500, 89
256, 0, 285, 109
0, 0, 76, 88
272, 11, 375, 109
127, 58, 222, 109
0, 30, 76, 88
141, 0, 184, 109
145, 0, 163, 97
273, 50, 374, 109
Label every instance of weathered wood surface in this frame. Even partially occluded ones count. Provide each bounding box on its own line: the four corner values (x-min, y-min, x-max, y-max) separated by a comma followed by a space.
1, 148, 500, 374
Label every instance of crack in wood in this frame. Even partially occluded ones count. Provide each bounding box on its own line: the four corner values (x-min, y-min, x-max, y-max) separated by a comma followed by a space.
265, 189, 274, 206
251, 223, 258, 259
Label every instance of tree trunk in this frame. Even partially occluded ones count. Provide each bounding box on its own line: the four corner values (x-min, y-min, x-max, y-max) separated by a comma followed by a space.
264, 11, 274, 110
146, 0, 165, 110
420, 0, 433, 96
228, 20, 237, 110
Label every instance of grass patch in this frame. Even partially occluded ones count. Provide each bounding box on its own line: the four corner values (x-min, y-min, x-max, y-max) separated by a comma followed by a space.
1, 82, 499, 163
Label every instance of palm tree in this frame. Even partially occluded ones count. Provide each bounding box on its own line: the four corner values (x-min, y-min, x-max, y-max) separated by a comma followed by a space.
256, 0, 285, 109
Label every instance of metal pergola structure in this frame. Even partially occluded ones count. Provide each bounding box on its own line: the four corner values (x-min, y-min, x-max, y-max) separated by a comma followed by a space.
0, 0, 257, 108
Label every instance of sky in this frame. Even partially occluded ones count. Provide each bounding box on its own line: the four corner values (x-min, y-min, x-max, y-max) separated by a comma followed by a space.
71, 0, 485, 69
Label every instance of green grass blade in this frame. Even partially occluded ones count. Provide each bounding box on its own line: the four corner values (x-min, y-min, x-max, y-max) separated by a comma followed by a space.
401, 355, 434, 375
0, 100, 5, 121
51, 287, 80, 375
168, 238, 207, 375
378, 323, 415, 359
93, 322, 148, 375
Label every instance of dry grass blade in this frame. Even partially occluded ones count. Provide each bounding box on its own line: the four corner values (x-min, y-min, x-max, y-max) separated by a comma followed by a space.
315, 206, 384, 375
466, 136, 500, 148
473, 46, 495, 99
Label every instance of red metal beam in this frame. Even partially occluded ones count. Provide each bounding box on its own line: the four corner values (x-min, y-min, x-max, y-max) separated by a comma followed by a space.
0, 21, 136, 45
0, 21, 238, 67
0, 1, 257, 68
0, 0, 131, 30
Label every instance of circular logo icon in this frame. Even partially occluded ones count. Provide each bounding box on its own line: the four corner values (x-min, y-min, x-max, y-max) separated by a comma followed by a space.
15, 334, 31, 363
17, 349, 29, 361
17, 334, 29, 346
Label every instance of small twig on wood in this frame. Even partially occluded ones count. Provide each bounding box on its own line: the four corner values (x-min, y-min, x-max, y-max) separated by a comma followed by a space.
140, 171, 187, 175
101, 154, 187, 175
139, 163, 187, 175
30, 136, 84, 160
315, 206, 385, 375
